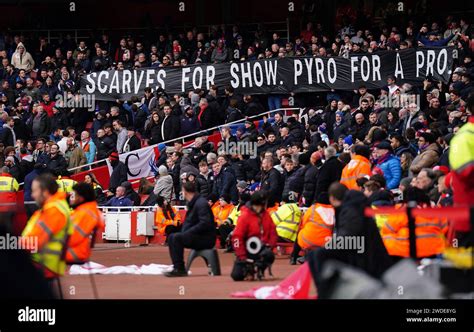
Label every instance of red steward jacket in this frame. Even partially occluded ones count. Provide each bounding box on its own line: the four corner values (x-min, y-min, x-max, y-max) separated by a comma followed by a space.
232, 205, 278, 260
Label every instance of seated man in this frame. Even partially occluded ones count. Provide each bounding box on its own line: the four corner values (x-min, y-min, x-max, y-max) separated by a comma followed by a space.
231, 191, 278, 281
270, 191, 302, 243
212, 194, 235, 248
165, 182, 216, 277
104, 186, 133, 211
66, 182, 104, 263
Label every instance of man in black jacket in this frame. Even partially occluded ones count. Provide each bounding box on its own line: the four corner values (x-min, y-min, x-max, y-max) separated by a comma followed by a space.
94, 128, 115, 161
157, 105, 180, 143
307, 183, 393, 298
45, 144, 68, 176
165, 181, 216, 277
107, 152, 128, 195
314, 146, 343, 202
122, 127, 141, 152
195, 160, 213, 198
259, 157, 282, 206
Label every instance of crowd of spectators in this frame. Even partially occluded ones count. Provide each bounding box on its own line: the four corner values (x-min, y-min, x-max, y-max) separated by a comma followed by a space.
0, 13, 472, 214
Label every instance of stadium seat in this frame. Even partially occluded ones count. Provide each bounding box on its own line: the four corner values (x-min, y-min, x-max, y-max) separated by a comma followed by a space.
186, 248, 221, 276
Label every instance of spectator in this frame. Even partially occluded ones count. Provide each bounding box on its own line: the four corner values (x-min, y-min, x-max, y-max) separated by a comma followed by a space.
314, 146, 343, 201
79, 131, 96, 164
11, 42, 35, 72
156, 104, 180, 143
94, 128, 115, 161
373, 140, 402, 190
0, 116, 15, 147
29, 106, 50, 139
104, 186, 133, 209
113, 120, 128, 153
123, 127, 141, 152
45, 143, 68, 176
153, 165, 174, 201
409, 132, 440, 176
211, 161, 238, 204
107, 152, 128, 195
64, 137, 87, 174
179, 105, 200, 137
259, 156, 282, 206
121, 181, 141, 206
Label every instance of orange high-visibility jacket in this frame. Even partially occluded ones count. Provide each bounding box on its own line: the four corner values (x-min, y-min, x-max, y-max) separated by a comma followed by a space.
212, 203, 235, 226
155, 206, 181, 235
381, 204, 448, 258
297, 203, 335, 249
66, 201, 104, 263
340, 155, 372, 190
267, 203, 280, 215
21, 191, 71, 278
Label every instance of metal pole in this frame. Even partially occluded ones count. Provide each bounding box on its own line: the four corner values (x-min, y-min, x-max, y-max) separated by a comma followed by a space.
407, 201, 417, 260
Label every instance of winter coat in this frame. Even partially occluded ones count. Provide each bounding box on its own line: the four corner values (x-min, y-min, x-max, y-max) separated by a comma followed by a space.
232, 204, 278, 260
153, 174, 174, 201
314, 156, 343, 202
181, 194, 216, 241
94, 136, 115, 160
0, 123, 16, 147
154, 115, 181, 143
46, 153, 68, 176
180, 156, 199, 176
30, 112, 50, 138
196, 172, 214, 199
302, 164, 320, 207
212, 168, 238, 203
108, 161, 128, 194
179, 114, 200, 137
11, 42, 35, 71
259, 167, 283, 206
376, 153, 402, 190
409, 143, 440, 176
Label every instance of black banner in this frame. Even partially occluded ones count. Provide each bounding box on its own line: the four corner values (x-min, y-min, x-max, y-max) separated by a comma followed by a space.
80, 47, 454, 101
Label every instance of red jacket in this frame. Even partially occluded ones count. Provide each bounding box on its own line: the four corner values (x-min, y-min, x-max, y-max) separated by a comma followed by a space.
232, 205, 278, 260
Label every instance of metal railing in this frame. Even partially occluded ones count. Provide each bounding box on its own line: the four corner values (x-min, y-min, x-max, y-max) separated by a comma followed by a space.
67, 107, 302, 172
98, 205, 187, 212
11, 20, 290, 44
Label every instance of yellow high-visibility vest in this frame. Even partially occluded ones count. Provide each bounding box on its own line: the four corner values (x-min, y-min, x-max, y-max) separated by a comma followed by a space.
0, 176, 19, 192
271, 203, 302, 242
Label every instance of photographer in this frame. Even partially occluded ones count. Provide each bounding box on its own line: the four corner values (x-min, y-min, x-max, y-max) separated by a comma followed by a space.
231, 191, 277, 281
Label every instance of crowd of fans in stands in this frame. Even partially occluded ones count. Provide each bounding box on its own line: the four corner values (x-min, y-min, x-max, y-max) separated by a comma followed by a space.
0, 13, 472, 212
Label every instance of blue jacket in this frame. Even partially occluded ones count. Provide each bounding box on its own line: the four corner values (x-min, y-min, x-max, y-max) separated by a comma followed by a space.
377, 154, 401, 190
105, 196, 133, 210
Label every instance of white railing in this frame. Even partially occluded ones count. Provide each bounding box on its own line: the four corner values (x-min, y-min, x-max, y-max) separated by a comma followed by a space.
98, 205, 187, 212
